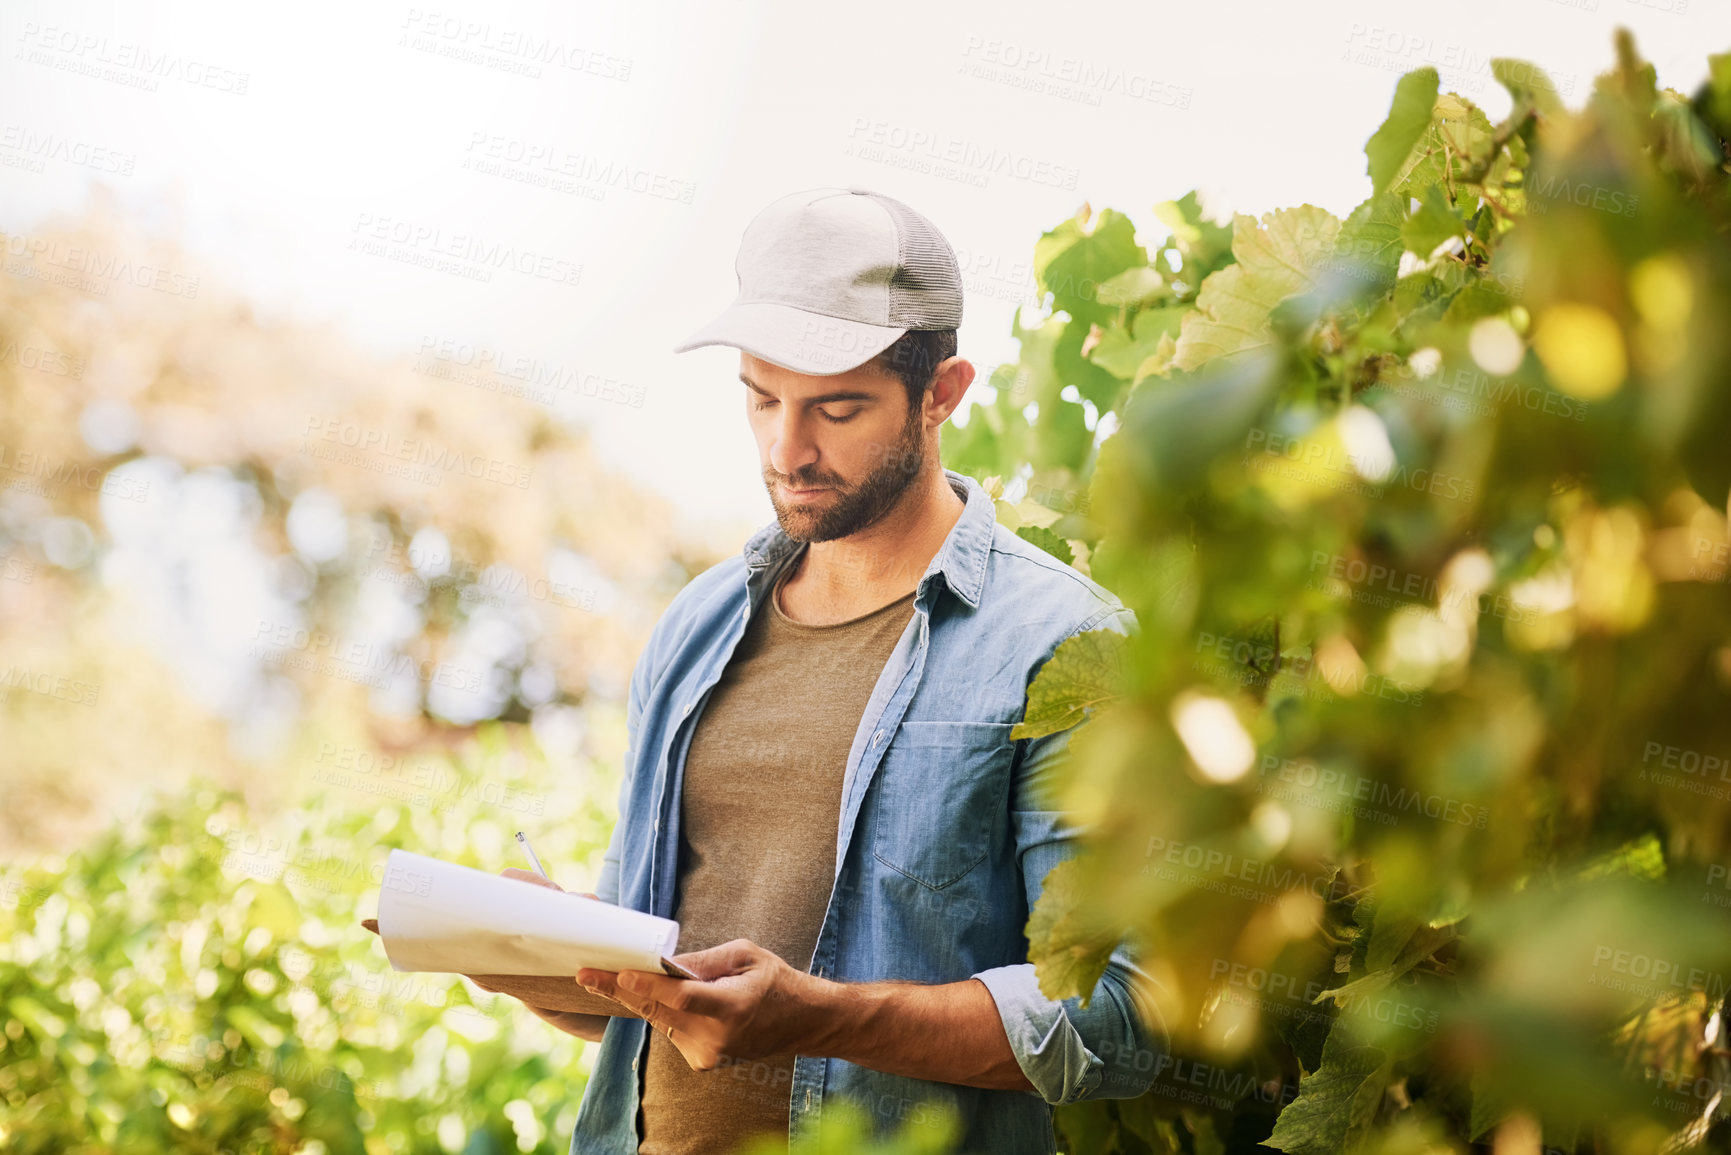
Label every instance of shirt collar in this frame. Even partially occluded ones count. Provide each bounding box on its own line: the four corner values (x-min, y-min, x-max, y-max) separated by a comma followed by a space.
743, 467, 993, 610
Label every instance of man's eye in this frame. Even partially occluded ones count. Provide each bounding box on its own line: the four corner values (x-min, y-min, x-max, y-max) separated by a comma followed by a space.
751, 399, 855, 423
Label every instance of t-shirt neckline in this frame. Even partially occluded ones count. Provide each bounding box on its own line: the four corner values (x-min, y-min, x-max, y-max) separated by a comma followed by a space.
770, 564, 918, 631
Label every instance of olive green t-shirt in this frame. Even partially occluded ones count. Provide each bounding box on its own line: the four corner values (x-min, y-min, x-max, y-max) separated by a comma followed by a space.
637, 565, 918, 1155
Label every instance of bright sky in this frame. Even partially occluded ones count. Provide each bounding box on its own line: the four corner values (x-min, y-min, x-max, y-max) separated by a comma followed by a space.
4, 0, 1725, 548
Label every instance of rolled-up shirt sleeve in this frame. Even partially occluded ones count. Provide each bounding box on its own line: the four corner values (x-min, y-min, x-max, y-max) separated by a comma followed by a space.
972, 608, 1167, 1105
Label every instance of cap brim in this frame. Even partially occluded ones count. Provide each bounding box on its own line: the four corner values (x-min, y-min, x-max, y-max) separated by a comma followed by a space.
672, 300, 906, 376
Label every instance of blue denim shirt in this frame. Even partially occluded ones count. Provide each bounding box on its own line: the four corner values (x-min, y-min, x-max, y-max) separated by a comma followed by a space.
570, 468, 1165, 1154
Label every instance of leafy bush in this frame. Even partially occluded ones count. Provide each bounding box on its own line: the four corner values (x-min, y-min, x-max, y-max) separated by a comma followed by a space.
0, 725, 609, 1155
952, 31, 1731, 1155
0, 723, 965, 1155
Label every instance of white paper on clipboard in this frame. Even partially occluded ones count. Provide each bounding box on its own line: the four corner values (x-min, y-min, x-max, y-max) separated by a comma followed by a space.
375, 849, 697, 979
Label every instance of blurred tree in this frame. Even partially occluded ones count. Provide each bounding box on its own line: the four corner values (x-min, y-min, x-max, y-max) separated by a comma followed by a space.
958, 31, 1731, 1155
0, 188, 733, 855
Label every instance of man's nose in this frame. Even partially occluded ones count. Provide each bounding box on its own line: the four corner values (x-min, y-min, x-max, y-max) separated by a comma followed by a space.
768, 410, 820, 478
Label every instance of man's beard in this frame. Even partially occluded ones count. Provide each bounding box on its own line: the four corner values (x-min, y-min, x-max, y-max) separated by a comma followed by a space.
764, 399, 924, 544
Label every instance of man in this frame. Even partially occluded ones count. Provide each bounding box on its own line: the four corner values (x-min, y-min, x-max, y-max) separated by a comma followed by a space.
480, 187, 1163, 1154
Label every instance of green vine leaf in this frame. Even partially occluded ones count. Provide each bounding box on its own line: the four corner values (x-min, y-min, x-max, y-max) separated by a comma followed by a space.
1011, 628, 1128, 741
1366, 67, 1440, 193
1401, 183, 1467, 256
1015, 524, 1075, 566
1491, 57, 1567, 121
1262, 1036, 1391, 1155
1333, 191, 1407, 291
1172, 206, 1340, 371
1034, 206, 1148, 324
1026, 857, 1118, 1007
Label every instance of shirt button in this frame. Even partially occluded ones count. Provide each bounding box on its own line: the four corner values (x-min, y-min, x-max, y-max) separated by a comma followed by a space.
804, 1089, 812, 1109
653, 818, 660, 833
871, 730, 884, 747
682, 703, 692, 716
631, 1058, 638, 1070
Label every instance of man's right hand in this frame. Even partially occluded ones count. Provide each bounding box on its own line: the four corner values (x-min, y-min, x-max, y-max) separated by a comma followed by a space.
465, 870, 640, 1035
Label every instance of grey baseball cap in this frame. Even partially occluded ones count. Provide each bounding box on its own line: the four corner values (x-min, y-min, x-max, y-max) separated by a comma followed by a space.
672, 186, 963, 376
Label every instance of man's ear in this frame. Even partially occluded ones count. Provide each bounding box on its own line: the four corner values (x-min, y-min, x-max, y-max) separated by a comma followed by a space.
926, 356, 976, 427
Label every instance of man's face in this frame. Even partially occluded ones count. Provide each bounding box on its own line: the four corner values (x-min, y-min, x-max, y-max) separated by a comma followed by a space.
742, 351, 926, 543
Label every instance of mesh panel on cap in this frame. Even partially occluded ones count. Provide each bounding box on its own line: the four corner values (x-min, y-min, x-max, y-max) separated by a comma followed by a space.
857, 191, 964, 330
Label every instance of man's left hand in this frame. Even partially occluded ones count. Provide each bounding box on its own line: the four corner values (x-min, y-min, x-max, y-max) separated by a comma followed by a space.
578, 938, 824, 1071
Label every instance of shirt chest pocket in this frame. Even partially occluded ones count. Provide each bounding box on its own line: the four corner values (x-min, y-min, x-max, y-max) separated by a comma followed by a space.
869, 720, 1016, 891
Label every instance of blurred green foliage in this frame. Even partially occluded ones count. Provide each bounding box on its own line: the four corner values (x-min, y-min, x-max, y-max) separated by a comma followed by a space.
959, 31, 1731, 1155
0, 724, 613, 1154
0, 723, 959, 1155
737, 1098, 963, 1155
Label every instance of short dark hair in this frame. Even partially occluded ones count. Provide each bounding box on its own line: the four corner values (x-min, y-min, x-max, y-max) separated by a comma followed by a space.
870, 328, 957, 411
